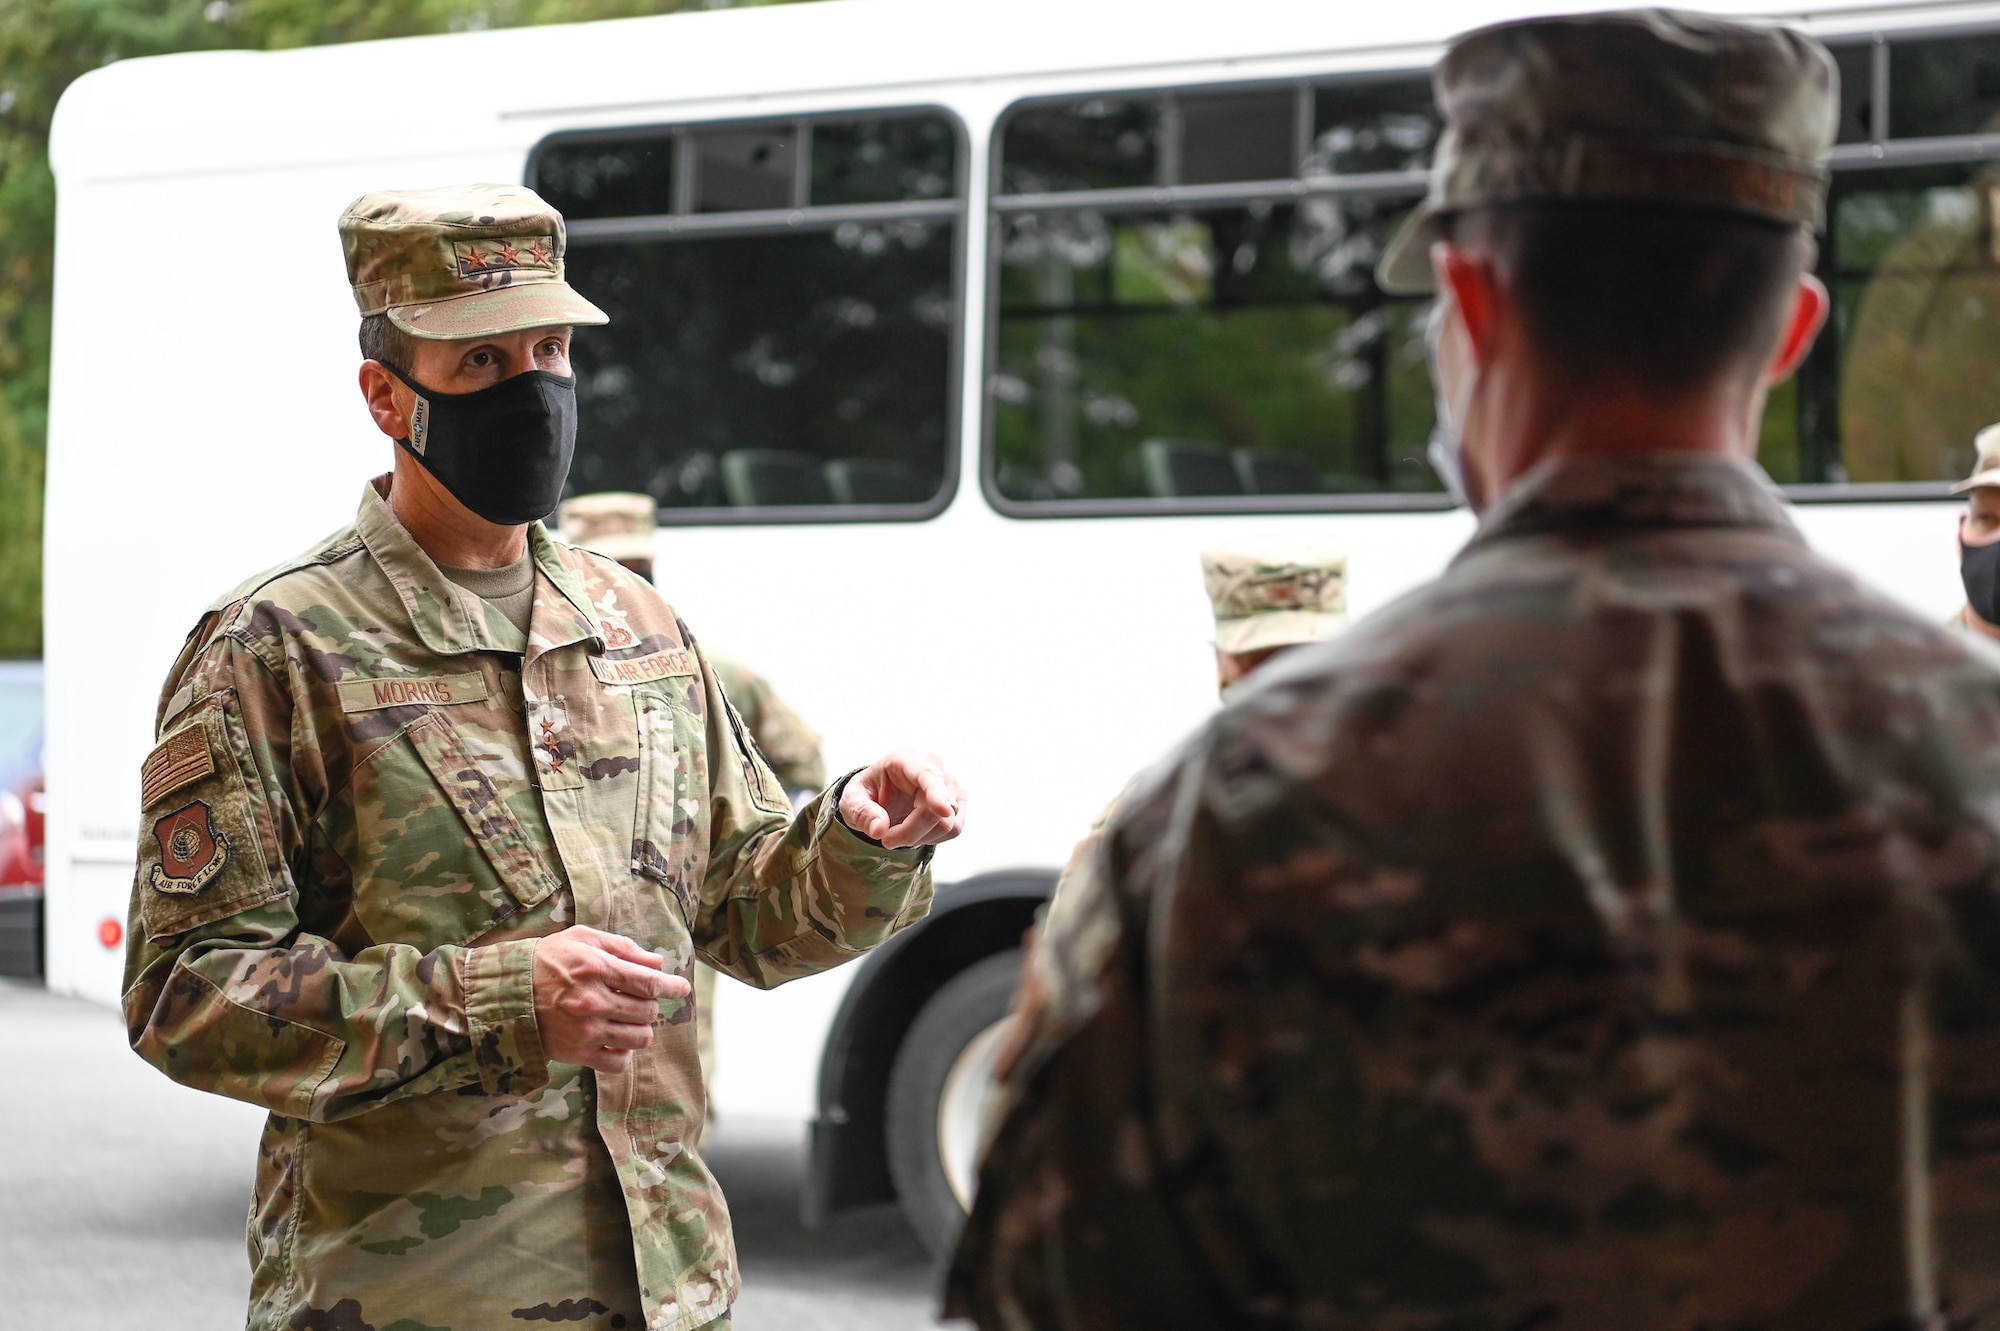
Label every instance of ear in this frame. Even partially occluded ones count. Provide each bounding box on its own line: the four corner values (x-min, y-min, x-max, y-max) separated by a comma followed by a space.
359, 360, 413, 441
1763, 273, 1830, 387
1432, 240, 1504, 363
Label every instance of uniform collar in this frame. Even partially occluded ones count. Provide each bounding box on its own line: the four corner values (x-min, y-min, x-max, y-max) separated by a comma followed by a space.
355, 475, 603, 659
1457, 452, 1801, 561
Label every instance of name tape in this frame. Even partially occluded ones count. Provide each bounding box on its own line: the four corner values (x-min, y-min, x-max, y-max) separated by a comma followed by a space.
339, 671, 490, 713
589, 648, 697, 685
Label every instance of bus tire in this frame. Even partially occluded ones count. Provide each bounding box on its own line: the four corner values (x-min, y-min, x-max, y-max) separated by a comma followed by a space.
885, 947, 1021, 1259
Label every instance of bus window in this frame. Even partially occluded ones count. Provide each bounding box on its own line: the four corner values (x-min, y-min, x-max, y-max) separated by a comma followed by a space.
1310, 78, 1442, 176
988, 77, 1445, 512
1778, 160, 2000, 486
999, 98, 1162, 196
529, 110, 964, 520
1890, 32, 2000, 139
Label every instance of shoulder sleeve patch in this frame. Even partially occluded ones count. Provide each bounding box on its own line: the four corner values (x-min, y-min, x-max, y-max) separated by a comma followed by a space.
141, 727, 215, 809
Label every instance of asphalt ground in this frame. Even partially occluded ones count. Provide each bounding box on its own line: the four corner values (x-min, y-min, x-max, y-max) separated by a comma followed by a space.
0, 980, 946, 1330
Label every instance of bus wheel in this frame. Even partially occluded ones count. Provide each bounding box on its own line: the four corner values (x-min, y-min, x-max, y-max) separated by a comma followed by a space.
885, 948, 1020, 1258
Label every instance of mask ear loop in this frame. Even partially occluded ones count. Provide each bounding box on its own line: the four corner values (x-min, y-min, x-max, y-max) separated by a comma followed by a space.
1423, 297, 1482, 510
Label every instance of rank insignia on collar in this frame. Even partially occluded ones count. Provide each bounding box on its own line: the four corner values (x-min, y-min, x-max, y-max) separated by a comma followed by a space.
149, 801, 230, 897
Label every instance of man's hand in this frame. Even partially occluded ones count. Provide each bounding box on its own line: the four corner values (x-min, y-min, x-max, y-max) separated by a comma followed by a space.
531, 926, 690, 1074
838, 749, 967, 850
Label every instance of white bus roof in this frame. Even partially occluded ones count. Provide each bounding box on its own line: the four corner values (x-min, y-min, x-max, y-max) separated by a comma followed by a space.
51, 0, 1973, 185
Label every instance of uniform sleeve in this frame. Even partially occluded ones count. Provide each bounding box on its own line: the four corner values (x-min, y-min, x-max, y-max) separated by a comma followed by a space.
942, 764, 1232, 1330
122, 627, 547, 1122
689, 653, 931, 988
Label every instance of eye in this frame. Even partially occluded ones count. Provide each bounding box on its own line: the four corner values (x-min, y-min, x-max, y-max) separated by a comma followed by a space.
465, 349, 496, 369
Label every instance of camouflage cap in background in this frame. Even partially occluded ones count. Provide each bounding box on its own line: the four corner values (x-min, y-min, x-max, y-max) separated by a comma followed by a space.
340, 183, 610, 340
1377, 9, 1839, 293
559, 491, 656, 563
1203, 547, 1347, 655
1955, 423, 2000, 494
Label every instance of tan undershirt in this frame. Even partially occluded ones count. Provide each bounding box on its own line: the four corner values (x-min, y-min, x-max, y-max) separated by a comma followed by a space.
438, 553, 535, 639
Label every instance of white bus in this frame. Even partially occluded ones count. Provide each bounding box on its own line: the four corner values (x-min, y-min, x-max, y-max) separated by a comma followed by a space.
45, 0, 1993, 1252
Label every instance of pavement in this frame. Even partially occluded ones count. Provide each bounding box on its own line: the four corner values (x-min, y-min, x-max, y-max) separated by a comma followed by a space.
0, 980, 947, 1330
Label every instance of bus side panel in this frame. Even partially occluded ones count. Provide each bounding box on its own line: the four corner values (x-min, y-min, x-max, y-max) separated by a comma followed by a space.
43, 153, 521, 1003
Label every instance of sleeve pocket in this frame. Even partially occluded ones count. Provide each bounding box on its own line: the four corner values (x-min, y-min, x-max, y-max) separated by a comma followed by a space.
135, 699, 282, 943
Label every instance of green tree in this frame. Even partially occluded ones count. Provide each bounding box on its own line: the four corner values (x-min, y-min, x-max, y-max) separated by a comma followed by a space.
0, 0, 797, 657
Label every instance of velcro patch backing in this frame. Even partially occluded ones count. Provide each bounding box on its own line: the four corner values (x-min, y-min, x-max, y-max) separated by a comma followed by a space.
590, 649, 697, 685
141, 727, 214, 809
339, 671, 490, 713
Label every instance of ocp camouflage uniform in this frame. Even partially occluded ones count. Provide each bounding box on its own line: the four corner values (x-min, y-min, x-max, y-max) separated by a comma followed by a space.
948, 453, 2000, 1328
125, 478, 933, 1331
948, 9, 2000, 1324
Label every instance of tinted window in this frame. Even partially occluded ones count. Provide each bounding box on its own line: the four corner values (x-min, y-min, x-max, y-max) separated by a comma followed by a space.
1000, 98, 1163, 194
812, 115, 957, 205
1761, 161, 2000, 486
1310, 77, 1440, 176
1179, 89, 1296, 184
569, 223, 955, 509
991, 200, 1440, 503
1890, 33, 2000, 138
533, 135, 677, 220
695, 126, 796, 213
534, 110, 963, 517
1829, 41, 1877, 145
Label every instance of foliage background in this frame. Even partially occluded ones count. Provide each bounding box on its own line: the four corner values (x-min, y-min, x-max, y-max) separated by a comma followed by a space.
0, 0, 795, 656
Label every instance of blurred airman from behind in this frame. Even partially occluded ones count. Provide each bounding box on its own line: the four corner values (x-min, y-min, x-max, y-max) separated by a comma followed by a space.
561, 491, 829, 1103
1954, 422, 2000, 639
952, 11, 2000, 1329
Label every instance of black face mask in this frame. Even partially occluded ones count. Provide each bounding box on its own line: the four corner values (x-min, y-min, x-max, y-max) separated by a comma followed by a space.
1964, 538, 2000, 625
392, 366, 578, 526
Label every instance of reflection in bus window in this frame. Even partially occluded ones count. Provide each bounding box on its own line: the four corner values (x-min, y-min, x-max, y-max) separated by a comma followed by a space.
533, 109, 963, 516
1309, 78, 1440, 175
991, 202, 1439, 503
1000, 98, 1162, 195
566, 224, 955, 509
1890, 33, 2000, 139
990, 77, 1442, 509
1792, 162, 2000, 485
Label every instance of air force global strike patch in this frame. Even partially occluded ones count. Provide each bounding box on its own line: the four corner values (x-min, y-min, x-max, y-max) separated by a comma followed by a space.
149, 801, 230, 896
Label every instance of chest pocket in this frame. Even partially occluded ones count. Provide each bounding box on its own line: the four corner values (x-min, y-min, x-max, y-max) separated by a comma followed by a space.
347, 711, 562, 949
631, 676, 709, 918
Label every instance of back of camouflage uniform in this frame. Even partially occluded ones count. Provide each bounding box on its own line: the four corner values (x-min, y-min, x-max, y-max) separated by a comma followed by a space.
947, 13, 2000, 1329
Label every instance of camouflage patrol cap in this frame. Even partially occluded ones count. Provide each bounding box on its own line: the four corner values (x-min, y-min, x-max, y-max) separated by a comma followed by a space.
340, 183, 609, 340
1203, 547, 1348, 655
1377, 9, 1839, 294
560, 491, 656, 563
1953, 423, 2000, 495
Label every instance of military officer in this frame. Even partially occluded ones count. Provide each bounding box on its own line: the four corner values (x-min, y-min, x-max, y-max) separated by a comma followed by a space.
948, 12, 2000, 1328
560, 491, 829, 1107
123, 183, 963, 1331
1954, 423, 2000, 641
